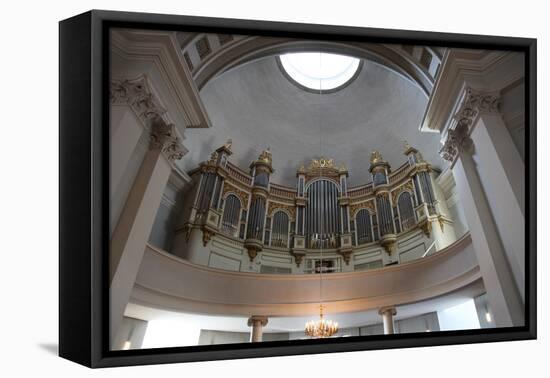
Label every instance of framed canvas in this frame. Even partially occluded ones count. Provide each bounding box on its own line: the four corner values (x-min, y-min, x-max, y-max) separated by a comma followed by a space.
59, 10, 536, 368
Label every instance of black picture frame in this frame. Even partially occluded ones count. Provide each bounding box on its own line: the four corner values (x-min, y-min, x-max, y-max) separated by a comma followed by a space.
59, 9, 537, 368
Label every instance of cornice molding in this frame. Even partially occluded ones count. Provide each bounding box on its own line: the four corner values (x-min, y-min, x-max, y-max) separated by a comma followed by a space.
111, 29, 211, 130
419, 49, 522, 135
111, 75, 189, 164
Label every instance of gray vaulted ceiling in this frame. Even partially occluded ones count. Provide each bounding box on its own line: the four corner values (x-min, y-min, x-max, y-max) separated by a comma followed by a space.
177, 55, 443, 186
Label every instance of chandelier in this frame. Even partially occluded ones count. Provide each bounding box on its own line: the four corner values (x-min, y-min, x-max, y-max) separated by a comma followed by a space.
305, 304, 338, 338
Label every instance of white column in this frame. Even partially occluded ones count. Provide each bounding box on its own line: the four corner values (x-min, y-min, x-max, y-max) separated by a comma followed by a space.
111, 316, 149, 350
110, 106, 144, 201
476, 113, 524, 216
453, 151, 524, 327
110, 121, 185, 346
379, 307, 397, 334
441, 117, 524, 327
248, 316, 268, 342
470, 114, 525, 301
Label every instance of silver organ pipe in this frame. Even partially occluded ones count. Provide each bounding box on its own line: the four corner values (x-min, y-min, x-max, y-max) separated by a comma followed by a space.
398, 192, 416, 231
356, 209, 373, 245
418, 171, 436, 214
221, 194, 241, 236
271, 211, 289, 247
246, 196, 266, 241
376, 195, 395, 236
305, 179, 340, 249
196, 172, 216, 213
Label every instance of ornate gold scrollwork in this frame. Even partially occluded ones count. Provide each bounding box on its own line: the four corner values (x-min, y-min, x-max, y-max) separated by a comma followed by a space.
267, 201, 296, 220
391, 180, 414, 204
350, 200, 375, 217
222, 182, 249, 207
300, 157, 346, 179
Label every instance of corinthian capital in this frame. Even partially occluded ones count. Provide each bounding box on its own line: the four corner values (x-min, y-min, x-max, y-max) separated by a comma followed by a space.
150, 120, 187, 161
453, 88, 500, 130
440, 123, 473, 163
440, 88, 499, 164
110, 76, 166, 123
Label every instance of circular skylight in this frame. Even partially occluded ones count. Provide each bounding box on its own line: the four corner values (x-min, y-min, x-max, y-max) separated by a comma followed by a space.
279, 52, 360, 92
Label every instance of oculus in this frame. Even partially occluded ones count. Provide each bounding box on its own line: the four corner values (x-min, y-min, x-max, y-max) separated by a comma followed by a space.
279, 52, 360, 92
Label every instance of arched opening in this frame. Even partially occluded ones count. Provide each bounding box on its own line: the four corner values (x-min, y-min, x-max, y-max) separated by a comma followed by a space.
398, 191, 416, 231
270, 211, 290, 248
221, 194, 241, 237
355, 209, 374, 245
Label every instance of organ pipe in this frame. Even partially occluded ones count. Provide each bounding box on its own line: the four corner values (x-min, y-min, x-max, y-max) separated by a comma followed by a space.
305, 179, 340, 249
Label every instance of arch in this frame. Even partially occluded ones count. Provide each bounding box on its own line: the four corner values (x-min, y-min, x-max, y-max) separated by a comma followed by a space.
185, 36, 434, 97
304, 176, 341, 192
397, 191, 416, 231
221, 194, 241, 236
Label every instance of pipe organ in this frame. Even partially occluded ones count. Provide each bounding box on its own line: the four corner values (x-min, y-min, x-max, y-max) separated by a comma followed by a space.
183, 140, 454, 266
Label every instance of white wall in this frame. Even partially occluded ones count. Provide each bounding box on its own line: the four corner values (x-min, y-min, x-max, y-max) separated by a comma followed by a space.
437, 299, 481, 331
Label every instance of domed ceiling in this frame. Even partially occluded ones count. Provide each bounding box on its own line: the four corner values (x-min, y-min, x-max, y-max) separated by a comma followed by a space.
178, 54, 443, 186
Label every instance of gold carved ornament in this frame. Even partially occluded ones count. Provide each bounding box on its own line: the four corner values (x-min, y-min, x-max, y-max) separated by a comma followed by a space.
302, 157, 346, 179
391, 180, 414, 204
350, 200, 375, 218
222, 183, 249, 208
267, 201, 296, 221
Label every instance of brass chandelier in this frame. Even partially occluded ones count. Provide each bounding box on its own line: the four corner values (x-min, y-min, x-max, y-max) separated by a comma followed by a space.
305, 304, 338, 338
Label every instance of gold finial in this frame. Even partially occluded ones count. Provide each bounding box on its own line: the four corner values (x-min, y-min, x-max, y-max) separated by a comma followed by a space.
403, 140, 418, 156
370, 150, 383, 164
339, 163, 348, 173
224, 138, 232, 151
258, 147, 272, 164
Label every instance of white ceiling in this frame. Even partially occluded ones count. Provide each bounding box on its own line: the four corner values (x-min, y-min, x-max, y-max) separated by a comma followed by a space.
177, 54, 443, 186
